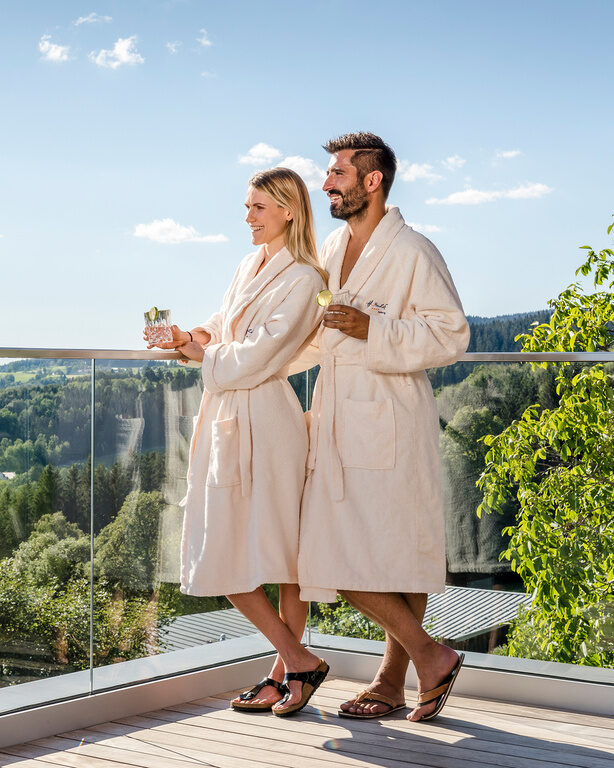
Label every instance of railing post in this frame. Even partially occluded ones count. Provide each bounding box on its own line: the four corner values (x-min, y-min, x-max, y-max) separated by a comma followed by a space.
89, 359, 95, 695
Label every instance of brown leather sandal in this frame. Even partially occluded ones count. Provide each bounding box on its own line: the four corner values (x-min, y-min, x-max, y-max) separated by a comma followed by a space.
416, 652, 465, 721
231, 677, 287, 712
338, 689, 406, 719
272, 659, 330, 717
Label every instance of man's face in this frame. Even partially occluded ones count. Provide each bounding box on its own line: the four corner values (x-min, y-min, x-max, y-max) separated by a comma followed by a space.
323, 150, 368, 221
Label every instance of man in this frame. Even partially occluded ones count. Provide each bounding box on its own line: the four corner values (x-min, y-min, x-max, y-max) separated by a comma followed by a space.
297, 132, 470, 721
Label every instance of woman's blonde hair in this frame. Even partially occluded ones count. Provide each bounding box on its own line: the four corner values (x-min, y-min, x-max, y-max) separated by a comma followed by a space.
249, 167, 328, 282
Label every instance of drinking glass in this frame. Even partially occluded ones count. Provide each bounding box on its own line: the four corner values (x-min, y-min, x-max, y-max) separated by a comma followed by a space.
144, 308, 172, 345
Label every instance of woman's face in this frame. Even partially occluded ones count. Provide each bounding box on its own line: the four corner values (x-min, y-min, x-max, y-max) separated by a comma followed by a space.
245, 187, 292, 250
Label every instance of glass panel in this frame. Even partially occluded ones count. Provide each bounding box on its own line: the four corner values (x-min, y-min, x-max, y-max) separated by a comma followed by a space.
308, 360, 614, 678
91, 359, 266, 693
0, 357, 92, 714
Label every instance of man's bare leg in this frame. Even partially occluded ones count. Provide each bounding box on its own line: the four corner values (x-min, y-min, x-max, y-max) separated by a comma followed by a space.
340, 594, 427, 716
340, 590, 459, 720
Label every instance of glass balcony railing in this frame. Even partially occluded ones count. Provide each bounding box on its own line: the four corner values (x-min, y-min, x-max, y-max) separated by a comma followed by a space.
0, 347, 612, 716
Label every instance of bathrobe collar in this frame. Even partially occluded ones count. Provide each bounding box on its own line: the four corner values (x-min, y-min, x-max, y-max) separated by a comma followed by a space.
226, 246, 295, 330
329, 206, 406, 296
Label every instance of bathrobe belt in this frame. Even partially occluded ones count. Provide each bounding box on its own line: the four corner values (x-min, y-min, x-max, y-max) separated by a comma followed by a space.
308, 353, 363, 503
237, 389, 252, 498
237, 369, 289, 498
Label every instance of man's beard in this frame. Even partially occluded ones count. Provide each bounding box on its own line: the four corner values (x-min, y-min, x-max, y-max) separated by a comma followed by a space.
329, 180, 368, 221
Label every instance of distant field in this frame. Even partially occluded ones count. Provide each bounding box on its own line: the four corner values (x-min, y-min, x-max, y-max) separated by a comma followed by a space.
0, 372, 36, 382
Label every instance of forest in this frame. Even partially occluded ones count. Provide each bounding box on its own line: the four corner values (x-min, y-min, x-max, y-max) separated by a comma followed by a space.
1, 302, 611, 686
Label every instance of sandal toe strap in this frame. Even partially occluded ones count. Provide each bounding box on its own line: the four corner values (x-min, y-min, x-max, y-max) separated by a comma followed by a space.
239, 677, 284, 701
355, 690, 400, 707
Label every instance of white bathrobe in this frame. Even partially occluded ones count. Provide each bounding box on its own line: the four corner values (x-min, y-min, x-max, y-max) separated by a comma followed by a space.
298, 207, 469, 603
181, 246, 325, 596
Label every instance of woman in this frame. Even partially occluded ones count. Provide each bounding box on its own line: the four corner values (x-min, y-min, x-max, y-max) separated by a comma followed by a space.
147, 168, 328, 716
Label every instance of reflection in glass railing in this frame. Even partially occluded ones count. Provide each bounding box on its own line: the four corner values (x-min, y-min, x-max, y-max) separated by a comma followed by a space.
0, 358, 91, 701
0, 350, 612, 715
311, 358, 614, 669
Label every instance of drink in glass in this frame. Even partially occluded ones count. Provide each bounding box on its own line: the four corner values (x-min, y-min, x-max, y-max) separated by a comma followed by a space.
144, 307, 172, 345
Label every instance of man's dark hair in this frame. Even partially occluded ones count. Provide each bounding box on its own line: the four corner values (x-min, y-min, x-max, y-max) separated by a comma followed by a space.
323, 132, 397, 199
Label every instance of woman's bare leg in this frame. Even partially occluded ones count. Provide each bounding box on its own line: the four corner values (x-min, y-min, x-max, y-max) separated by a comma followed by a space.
229, 585, 319, 708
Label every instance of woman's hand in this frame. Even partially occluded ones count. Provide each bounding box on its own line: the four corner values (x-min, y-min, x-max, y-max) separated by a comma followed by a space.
322, 305, 370, 340
143, 324, 191, 349
176, 340, 205, 363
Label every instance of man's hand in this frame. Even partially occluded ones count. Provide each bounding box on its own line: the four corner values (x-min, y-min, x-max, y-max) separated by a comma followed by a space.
322, 305, 370, 340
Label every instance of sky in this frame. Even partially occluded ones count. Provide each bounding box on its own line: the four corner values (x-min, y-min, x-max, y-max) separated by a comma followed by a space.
0, 0, 613, 351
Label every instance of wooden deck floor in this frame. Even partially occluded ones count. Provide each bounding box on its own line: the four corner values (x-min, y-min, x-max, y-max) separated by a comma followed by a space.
0, 676, 612, 768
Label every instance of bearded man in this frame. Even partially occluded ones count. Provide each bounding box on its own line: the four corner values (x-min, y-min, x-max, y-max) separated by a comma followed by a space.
298, 132, 470, 721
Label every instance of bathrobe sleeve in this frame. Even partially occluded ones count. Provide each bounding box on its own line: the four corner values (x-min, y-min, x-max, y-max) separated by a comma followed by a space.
202, 272, 324, 392
199, 311, 223, 344
366, 243, 469, 374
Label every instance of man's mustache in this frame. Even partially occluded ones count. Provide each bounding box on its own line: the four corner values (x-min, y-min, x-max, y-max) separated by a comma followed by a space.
328, 190, 343, 198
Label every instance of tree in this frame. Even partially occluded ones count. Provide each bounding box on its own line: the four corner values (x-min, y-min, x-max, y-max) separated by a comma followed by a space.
94, 491, 164, 591
478, 222, 614, 667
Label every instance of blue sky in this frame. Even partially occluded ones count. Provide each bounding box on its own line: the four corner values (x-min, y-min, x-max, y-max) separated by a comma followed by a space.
0, 0, 612, 350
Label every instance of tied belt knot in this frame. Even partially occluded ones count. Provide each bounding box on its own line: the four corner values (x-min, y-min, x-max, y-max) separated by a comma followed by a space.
307, 353, 363, 503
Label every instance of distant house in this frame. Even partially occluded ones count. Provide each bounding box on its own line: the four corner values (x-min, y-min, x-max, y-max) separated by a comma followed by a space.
1, 472, 16, 480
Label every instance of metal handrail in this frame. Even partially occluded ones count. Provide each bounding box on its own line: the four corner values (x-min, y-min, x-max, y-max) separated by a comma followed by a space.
1, 348, 614, 362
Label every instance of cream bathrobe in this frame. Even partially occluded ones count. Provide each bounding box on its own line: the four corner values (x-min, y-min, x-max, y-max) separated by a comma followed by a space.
181, 247, 325, 596
298, 207, 469, 603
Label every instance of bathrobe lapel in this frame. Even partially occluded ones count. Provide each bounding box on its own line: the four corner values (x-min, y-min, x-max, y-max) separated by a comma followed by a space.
225, 247, 295, 336
327, 207, 406, 297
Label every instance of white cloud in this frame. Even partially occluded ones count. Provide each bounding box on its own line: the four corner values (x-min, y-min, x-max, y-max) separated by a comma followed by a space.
197, 28, 212, 47
426, 182, 552, 205
89, 36, 144, 69
39, 35, 69, 62
74, 13, 112, 25
398, 161, 443, 183
496, 149, 522, 159
407, 223, 443, 234
134, 219, 228, 244
201, 71, 216, 78
166, 41, 181, 55
238, 142, 282, 165
442, 155, 466, 171
279, 156, 326, 191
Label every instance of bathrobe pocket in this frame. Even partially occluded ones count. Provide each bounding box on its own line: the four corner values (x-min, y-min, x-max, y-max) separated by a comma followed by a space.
341, 398, 395, 469
206, 416, 241, 487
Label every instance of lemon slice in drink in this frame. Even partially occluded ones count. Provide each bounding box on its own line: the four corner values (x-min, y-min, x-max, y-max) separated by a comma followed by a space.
316, 289, 333, 307
147, 306, 159, 322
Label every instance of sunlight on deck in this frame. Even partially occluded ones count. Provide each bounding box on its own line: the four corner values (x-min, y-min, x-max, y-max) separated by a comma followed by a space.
1, 676, 612, 767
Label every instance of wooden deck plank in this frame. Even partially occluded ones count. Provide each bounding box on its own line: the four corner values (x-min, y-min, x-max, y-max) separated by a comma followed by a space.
55, 724, 476, 768
87, 710, 614, 768
132, 704, 614, 766
208, 680, 614, 745
163, 693, 613, 753
3, 677, 612, 768
303, 677, 614, 731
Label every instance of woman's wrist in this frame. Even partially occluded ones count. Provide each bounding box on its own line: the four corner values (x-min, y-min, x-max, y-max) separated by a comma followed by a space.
184, 330, 193, 343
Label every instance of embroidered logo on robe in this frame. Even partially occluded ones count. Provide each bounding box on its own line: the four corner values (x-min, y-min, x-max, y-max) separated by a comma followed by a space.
365, 300, 388, 314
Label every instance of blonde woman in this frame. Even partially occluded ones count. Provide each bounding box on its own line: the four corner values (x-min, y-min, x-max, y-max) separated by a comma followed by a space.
149, 168, 328, 716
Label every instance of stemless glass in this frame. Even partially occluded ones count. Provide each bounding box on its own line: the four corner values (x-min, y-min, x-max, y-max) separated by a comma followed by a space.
144, 308, 172, 345
331, 290, 350, 306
